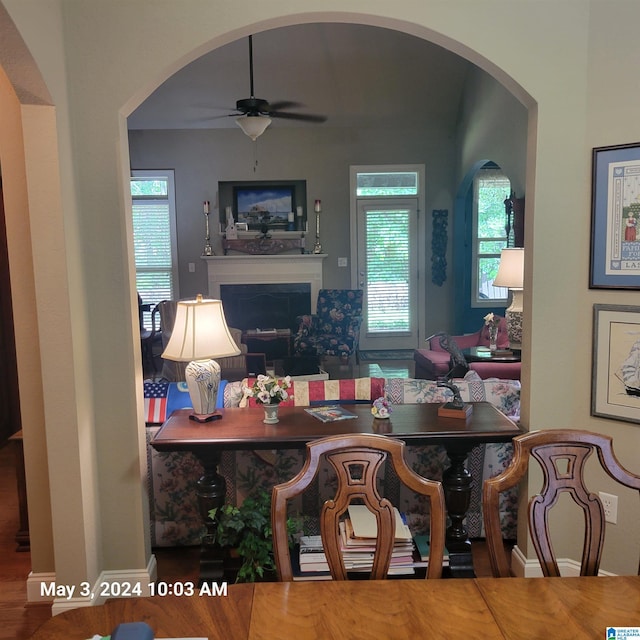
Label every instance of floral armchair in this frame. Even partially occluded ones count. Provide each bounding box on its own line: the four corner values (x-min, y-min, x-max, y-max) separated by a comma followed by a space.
293, 289, 363, 361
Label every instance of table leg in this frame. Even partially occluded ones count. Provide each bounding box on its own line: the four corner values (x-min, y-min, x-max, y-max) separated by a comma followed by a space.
442, 443, 475, 578
193, 449, 227, 585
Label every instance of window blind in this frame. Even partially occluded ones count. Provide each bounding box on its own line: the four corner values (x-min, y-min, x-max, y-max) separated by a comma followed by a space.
365, 209, 410, 333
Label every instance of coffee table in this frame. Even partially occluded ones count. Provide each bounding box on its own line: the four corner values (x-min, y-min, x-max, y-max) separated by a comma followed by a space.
151, 403, 521, 580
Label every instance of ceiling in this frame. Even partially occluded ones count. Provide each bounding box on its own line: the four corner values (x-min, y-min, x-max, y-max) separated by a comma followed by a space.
128, 23, 474, 133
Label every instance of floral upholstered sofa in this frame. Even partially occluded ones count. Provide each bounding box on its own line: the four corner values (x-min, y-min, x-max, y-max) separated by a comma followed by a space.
144, 374, 520, 547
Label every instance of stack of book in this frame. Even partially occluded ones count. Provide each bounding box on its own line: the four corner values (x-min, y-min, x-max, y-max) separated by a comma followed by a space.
296, 505, 430, 580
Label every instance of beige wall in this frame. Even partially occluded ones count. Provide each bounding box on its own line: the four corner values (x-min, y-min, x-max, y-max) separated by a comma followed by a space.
0, 61, 54, 574
2, 0, 639, 593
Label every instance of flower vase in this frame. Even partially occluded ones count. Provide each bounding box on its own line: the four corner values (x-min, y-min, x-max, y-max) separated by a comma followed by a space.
263, 404, 279, 424
489, 327, 498, 352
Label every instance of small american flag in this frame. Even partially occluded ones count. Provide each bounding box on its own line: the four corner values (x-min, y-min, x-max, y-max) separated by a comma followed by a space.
144, 381, 169, 424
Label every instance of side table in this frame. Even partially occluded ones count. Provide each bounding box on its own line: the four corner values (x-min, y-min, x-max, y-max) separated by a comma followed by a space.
462, 347, 521, 363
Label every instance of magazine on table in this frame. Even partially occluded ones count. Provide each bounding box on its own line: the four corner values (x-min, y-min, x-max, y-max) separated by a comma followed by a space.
304, 406, 358, 422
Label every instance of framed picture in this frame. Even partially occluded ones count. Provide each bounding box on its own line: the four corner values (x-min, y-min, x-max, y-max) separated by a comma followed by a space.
592, 304, 640, 424
233, 184, 295, 229
590, 142, 640, 288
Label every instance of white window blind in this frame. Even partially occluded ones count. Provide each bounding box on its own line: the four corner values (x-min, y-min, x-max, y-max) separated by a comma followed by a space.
365, 209, 410, 333
131, 171, 177, 328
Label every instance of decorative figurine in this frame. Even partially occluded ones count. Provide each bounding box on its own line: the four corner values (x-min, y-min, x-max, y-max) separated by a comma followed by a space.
437, 377, 472, 419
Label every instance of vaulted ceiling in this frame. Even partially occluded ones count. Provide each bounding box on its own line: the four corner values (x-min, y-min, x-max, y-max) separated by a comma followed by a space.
128, 23, 474, 133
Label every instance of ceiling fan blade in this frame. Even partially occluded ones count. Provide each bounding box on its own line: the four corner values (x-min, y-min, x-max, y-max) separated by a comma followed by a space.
266, 101, 302, 111
269, 111, 327, 123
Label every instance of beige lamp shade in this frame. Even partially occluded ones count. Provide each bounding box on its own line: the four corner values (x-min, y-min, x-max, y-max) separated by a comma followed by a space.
162, 296, 240, 362
494, 248, 524, 290
235, 114, 272, 140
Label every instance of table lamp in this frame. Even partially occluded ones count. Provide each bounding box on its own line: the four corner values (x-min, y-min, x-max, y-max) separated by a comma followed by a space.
162, 295, 240, 422
493, 248, 524, 347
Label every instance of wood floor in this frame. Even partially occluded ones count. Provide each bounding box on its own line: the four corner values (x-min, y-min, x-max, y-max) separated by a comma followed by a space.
0, 442, 51, 640
1, 355, 503, 639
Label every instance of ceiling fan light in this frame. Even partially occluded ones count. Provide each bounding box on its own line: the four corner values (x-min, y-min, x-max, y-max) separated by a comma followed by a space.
235, 115, 272, 140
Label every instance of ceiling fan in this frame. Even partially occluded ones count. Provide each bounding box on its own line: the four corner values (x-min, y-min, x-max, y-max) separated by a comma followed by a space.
230, 35, 327, 140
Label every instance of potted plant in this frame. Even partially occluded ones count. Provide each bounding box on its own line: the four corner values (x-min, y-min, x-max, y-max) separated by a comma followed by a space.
208, 489, 298, 583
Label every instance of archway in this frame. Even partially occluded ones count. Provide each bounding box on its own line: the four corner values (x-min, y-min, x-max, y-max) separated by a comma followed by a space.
118, 13, 536, 561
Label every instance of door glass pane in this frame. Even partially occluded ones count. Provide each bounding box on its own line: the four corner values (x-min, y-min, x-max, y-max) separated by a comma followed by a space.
365, 209, 410, 333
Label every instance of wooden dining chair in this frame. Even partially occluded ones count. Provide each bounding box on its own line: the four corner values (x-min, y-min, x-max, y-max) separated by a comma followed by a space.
483, 429, 640, 577
271, 433, 446, 581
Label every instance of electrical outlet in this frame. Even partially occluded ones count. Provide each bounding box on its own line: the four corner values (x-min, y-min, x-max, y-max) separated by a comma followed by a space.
338, 257, 348, 267
599, 491, 618, 524
188, 262, 196, 273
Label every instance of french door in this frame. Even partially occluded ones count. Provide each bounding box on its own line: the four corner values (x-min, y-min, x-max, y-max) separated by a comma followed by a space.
355, 199, 419, 350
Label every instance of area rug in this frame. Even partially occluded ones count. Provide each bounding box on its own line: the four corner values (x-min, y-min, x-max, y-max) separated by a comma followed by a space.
359, 350, 415, 361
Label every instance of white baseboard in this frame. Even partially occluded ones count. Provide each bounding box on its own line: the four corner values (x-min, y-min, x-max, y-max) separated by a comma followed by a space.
27, 571, 57, 603
34, 554, 158, 615
511, 545, 616, 577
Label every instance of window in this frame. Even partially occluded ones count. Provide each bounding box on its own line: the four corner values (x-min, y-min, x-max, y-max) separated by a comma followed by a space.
356, 171, 418, 197
131, 170, 178, 329
472, 167, 510, 306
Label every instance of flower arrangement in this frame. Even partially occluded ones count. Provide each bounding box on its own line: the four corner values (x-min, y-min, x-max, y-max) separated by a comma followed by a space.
371, 396, 392, 419
244, 374, 292, 405
484, 312, 500, 347
484, 312, 499, 329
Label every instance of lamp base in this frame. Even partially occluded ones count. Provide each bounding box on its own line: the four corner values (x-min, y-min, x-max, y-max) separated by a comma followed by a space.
185, 359, 221, 420
505, 289, 523, 346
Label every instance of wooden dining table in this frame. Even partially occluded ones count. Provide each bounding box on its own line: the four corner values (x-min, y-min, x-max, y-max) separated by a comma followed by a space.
29, 576, 640, 639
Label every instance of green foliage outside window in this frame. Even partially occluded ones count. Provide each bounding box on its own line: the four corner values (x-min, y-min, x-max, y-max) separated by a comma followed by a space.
475, 171, 510, 301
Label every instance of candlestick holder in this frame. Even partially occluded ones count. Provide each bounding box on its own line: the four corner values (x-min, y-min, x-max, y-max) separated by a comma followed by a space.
313, 210, 322, 254
203, 211, 213, 256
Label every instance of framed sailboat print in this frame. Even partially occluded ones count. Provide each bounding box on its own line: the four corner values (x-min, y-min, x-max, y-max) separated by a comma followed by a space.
592, 304, 640, 424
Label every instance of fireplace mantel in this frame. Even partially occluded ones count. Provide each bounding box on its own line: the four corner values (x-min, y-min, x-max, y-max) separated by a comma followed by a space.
201, 254, 327, 313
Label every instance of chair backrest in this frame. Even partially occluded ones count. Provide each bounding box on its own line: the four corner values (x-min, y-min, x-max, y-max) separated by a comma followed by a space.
272, 433, 446, 581
483, 429, 640, 577
316, 289, 363, 327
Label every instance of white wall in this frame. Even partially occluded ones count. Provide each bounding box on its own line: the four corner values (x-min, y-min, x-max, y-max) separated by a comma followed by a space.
3, 0, 640, 591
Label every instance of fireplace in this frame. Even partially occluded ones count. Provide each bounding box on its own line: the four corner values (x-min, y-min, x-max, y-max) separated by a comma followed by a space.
220, 283, 311, 332
202, 254, 326, 324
